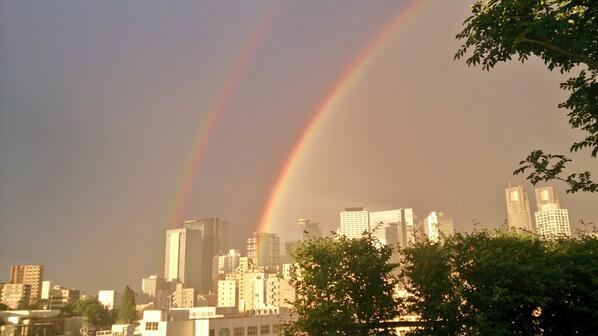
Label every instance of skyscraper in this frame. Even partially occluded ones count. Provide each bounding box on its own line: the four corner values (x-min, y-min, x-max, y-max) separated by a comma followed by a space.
369, 209, 415, 247
9, 264, 43, 303
298, 219, 321, 240
182, 217, 228, 293
338, 207, 370, 239
534, 186, 571, 239
423, 211, 454, 242
246, 232, 280, 271
505, 184, 534, 232
164, 217, 228, 294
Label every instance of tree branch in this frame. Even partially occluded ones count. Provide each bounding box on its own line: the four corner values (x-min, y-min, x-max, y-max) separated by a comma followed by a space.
519, 37, 598, 70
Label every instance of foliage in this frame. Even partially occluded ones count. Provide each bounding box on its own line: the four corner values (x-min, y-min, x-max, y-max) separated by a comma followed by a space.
455, 0, 598, 193
118, 286, 137, 324
0, 303, 8, 311
402, 232, 598, 335
72, 298, 115, 328
284, 233, 401, 336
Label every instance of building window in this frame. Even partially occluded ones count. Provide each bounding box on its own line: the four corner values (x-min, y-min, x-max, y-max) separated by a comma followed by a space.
145, 322, 159, 331
247, 326, 258, 336
260, 324, 270, 334
234, 327, 245, 336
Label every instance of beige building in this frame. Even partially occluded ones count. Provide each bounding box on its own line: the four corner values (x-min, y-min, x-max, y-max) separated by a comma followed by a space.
338, 207, 370, 239
246, 233, 280, 271
505, 184, 534, 232
173, 283, 195, 308
9, 265, 43, 303
1, 283, 31, 309
217, 280, 237, 308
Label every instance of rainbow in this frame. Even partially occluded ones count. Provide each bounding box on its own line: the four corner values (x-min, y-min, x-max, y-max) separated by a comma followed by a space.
171, 1, 280, 227
258, 0, 427, 233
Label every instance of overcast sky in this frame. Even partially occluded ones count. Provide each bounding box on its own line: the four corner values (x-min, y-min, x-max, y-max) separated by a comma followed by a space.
1, 0, 596, 293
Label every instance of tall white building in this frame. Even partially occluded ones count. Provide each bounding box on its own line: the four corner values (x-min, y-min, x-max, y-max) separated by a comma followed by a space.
505, 184, 534, 232
534, 186, 571, 239
338, 207, 370, 239
98, 290, 117, 310
164, 228, 204, 291
423, 211, 454, 242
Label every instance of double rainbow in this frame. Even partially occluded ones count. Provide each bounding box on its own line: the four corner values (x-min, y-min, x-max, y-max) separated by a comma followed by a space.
258, 0, 427, 233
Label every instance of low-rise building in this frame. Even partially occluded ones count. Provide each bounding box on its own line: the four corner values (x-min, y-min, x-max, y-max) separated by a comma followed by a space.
1, 283, 31, 309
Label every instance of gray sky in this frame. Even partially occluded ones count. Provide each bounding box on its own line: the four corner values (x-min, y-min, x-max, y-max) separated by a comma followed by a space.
1, 0, 596, 293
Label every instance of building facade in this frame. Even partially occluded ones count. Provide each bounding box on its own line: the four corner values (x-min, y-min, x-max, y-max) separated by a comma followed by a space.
246, 233, 280, 271
9, 265, 43, 303
423, 211, 454, 242
505, 184, 534, 232
1, 284, 31, 309
534, 186, 571, 239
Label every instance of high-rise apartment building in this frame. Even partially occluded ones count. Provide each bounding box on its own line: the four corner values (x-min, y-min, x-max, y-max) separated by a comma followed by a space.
298, 219, 321, 240
98, 290, 117, 310
338, 207, 370, 239
141, 275, 168, 299
505, 184, 534, 232
534, 186, 571, 239
423, 211, 454, 242
9, 265, 43, 303
1, 283, 31, 309
246, 233, 280, 271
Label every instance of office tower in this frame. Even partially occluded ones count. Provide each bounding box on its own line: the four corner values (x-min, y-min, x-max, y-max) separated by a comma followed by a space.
298, 219, 321, 240
1, 284, 31, 309
9, 265, 43, 303
369, 209, 415, 247
98, 290, 117, 310
182, 217, 228, 293
423, 211, 454, 242
246, 232, 280, 271
141, 275, 168, 299
164, 227, 204, 291
338, 207, 370, 239
534, 186, 571, 239
505, 184, 534, 232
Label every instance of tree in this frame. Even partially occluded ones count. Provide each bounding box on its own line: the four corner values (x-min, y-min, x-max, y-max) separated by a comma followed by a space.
455, 0, 598, 193
0, 303, 8, 311
72, 298, 115, 329
401, 232, 598, 335
284, 233, 401, 336
118, 286, 137, 324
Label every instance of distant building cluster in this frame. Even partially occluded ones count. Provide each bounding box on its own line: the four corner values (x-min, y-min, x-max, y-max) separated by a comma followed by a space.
0, 185, 579, 335
505, 184, 571, 239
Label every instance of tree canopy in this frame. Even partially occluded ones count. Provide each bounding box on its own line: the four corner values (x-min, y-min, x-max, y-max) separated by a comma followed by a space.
455, 0, 598, 193
70, 298, 115, 329
402, 232, 598, 335
284, 234, 401, 336
118, 286, 137, 324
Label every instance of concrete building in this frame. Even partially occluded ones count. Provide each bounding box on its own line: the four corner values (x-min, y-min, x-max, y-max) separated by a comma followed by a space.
9, 265, 43, 303
423, 211, 454, 242
0, 310, 87, 336
173, 283, 196, 308
505, 184, 534, 232
338, 207, 370, 239
246, 233, 280, 271
98, 290, 117, 310
142, 275, 168, 298
534, 186, 571, 239
298, 219, 321, 240
217, 280, 237, 308
369, 209, 415, 248
139, 309, 289, 336
40, 282, 80, 309
1, 284, 31, 309
212, 249, 241, 291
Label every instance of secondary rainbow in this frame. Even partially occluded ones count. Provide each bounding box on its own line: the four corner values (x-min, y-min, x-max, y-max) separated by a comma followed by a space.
171, 1, 280, 227
258, 0, 428, 233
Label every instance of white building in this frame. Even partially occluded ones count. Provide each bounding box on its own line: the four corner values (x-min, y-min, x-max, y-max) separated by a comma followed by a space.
534, 186, 571, 239
423, 211, 454, 242
98, 290, 117, 310
217, 280, 236, 308
339, 207, 370, 239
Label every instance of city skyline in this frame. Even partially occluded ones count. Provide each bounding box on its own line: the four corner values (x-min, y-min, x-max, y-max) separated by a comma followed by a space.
1, 0, 597, 293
